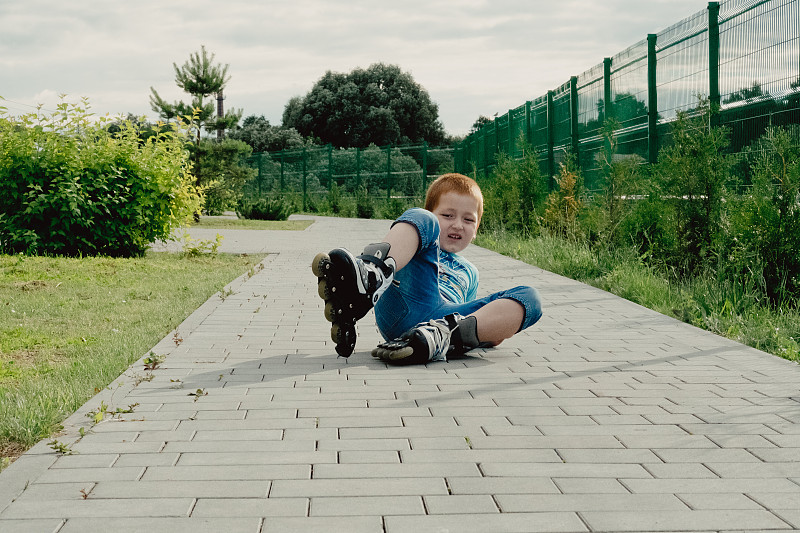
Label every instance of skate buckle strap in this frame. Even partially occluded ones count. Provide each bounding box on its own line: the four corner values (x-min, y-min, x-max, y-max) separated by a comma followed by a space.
444, 313, 462, 355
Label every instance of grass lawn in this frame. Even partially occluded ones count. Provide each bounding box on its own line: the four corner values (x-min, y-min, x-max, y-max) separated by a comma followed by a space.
0, 250, 264, 469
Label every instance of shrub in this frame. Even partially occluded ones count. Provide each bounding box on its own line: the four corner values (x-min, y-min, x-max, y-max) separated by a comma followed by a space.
194, 138, 256, 215
482, 139, 547, 234
236, 196, 292, 220
543, 161, 583, 240
0, 98, 201, 257
653, 98, 732, 273
355, 186, 375, 219
726, 125, 800, 303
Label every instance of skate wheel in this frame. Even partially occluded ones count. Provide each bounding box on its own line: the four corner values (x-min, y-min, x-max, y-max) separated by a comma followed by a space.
311, 252, 330, 277
324, 302, 336, 322
331, 323, 356, 357
318, 279, 331, 300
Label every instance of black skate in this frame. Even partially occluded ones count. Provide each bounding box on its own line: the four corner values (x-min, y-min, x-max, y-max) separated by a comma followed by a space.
311, 243, 395, 357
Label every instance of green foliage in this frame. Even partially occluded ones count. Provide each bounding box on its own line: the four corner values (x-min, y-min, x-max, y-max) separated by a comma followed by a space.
194, 138, 256, 214
726, 125, 800, 303
229, 115, 306, 153
179, 231, 224, 256
327, 182, 343, 214
282, 63, 446, 148
597, 119, 646, 244
543, 160, 584, 240
0, 98, 201, 257
481, 139, 547, 234
355, 186, 376, 219
654, 98, 732, 273
236, 196, 293, 221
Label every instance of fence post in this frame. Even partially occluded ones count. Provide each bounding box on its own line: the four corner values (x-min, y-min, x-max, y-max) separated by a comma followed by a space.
279, 151, 285, 192
603, 57, 614, 157
356, 147, 361, 190
708, 1, 721, 126
546, 90, 555, 186
570, 76, 579, 158
524, 101, 532, 146
386, 144, 392, 199
327, 143, 333, 190
257, 153, 263, 196
647, 33, 659, 164
422, 142, 428, 188
302, 146, 307, 212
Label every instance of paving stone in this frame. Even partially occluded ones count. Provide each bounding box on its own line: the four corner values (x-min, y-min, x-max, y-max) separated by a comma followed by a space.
0, 518, 62, 533
309, 495, 424, 516
580, 509, 792, 531
192, 497, 308, 517
57, 517, 261, 533
384, 512, 588, 533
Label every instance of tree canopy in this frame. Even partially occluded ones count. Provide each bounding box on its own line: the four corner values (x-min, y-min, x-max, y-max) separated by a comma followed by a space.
228, 115, 306, 153
281, 63, 446, 149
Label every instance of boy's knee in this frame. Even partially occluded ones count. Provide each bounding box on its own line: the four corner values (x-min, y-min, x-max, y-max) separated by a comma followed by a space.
508, 286, 542, 330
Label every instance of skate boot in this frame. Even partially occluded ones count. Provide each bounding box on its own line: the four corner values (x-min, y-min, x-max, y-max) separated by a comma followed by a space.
312, 243, 396, 357
372, 314, 481, 365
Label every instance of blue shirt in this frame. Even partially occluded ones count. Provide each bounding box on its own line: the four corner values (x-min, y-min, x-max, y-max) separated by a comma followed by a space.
438, 249, 479, 304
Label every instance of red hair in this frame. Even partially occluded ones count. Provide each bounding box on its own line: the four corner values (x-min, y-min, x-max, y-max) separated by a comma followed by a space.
424, 173, 484, 222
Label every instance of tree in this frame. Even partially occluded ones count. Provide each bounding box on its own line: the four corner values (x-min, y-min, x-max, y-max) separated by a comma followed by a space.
150, 46, 241, 142
469, 115, 493, 134
282, 63, 446, 148
228, 115, 306, 153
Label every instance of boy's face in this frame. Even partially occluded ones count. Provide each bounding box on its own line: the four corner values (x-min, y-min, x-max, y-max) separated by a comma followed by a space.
432, 191, 480, 254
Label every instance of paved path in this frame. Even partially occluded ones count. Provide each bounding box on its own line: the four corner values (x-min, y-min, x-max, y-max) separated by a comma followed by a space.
2, 215, 800, 533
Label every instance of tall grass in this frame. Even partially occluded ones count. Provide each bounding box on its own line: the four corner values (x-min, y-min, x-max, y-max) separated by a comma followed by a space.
477, 229, 800, 363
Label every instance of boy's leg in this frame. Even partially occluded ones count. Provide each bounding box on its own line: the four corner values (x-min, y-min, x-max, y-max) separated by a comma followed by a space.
470, 298, 525, 346
311, 212, 426, 358
373, 286, 542, 364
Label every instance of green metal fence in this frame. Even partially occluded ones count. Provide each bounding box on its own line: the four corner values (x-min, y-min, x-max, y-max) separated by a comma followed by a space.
455, 0, 800, 191
244, 143, 454, 210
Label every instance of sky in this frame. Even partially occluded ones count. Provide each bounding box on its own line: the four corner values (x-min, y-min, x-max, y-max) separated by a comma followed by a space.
1, 0, 709, 137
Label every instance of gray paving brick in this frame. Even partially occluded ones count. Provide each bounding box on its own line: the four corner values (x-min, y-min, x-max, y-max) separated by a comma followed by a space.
141, 465, 310, 481
90, 480, 270, 499
384, 512, 588, 533
192, 497, 308, 517
0, 519, 65, 532
2, 498, 193, 518
270, 477, 448, 497
422, 494, 499, 514
57, 517, 261, 533
309, 495, 423, 516
495, 493, 688, 512
581, 509, 792, 531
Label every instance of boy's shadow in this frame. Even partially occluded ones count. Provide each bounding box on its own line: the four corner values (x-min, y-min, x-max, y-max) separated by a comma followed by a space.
174, 349, 497, 392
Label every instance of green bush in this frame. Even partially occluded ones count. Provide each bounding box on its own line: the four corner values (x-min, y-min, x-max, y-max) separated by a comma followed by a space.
726, 125, 800, 303
481, 140, 547, 234
0, 98, 201, 257
653, 98, 732, 273
194, 138, 256, 215
236, 196, 292, 220
355, 186, 375, 219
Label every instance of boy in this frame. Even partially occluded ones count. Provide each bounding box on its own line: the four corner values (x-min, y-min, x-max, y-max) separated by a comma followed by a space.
312, 173, 542, 364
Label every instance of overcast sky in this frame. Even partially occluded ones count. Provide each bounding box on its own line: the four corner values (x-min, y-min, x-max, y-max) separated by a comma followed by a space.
1, 0, 708, 136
